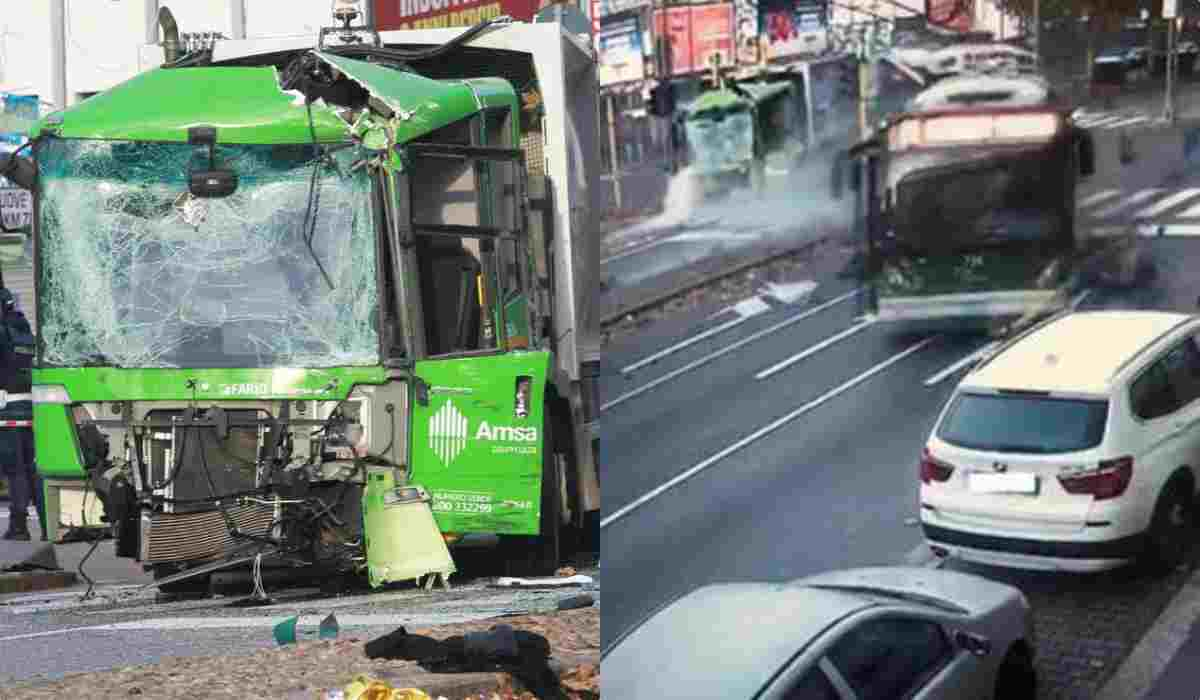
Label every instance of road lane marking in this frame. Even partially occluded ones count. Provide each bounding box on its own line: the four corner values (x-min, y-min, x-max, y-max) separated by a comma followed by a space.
600, 336, 937, 529
1138, 224, 1200, 236
755, 320, 875, 380
920, 289, 1090, 388
601, 288, 861, 412
1078, 189, 1121, 208
622, 296, 772, 375
1076, 115, 1126, 128
923, 341, 999, 387
1171, 199, 1200, 218
1092, 189, 1165, 218
1133, 188, 1200, 218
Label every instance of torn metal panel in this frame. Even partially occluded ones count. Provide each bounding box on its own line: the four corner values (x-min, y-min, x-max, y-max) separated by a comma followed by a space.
30, 67, 351, 145
314, 52, 518, 145
37, 139, 380, 369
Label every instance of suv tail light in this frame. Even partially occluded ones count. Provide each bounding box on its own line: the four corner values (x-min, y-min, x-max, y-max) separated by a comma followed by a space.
1057, 456, 1133, 500
920, 448, 955, 484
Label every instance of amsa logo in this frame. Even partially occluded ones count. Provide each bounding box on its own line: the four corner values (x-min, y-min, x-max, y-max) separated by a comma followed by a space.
475, 422, 538, 442
428, 400, 540, 466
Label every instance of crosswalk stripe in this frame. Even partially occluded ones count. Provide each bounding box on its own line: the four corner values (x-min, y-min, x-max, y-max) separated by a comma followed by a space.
1076, 115, 1126, 128
1078, 189, 1121, 208
1175, 199, 1200, 218
1092, 189, 1165, 218
1105, 116, 1151, 129
1133, 188, 1200, 218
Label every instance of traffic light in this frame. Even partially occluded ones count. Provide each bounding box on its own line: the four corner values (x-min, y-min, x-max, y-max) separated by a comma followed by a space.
648, 82, 676, 118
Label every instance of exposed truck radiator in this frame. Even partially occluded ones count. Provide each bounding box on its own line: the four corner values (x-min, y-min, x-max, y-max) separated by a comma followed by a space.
145, 504, 274, 564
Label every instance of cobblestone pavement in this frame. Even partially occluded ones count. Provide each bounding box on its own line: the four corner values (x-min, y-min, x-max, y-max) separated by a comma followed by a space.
941, 550, 1198, 700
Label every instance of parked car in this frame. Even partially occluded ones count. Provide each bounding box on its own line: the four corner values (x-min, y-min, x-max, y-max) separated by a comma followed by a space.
602, 566, 1037, 699
920, 310, 1200, 574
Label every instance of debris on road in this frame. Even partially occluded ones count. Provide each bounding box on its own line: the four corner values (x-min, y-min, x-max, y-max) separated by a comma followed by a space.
0, 607, 599, 699
491, 574, 594, 589
603, 234, 849, 344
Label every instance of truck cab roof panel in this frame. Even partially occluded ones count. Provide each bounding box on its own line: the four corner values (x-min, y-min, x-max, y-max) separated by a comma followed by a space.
31, 66, 354, 145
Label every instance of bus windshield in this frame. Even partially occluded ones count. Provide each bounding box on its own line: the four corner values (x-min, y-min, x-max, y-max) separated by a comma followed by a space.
36, 138, 381, 369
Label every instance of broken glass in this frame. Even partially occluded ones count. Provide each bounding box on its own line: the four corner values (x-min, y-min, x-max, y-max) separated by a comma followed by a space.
685, 110, 754, 174
37, 138, 382, 369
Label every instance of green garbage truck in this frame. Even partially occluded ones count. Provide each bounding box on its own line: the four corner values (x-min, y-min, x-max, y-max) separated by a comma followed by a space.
0, 9, 602, 591
681, 77, 799, 199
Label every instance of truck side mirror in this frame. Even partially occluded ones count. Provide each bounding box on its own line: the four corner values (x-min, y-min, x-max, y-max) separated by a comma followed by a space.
0, 153, 35, 191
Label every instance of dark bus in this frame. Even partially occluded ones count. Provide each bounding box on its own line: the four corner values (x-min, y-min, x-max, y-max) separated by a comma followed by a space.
833, 73, 1106, 335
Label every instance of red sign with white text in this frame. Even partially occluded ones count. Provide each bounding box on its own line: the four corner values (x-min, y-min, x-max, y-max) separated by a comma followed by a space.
926, 0, 973, 33
653, 3, 735, 76
374, 0, 541, 30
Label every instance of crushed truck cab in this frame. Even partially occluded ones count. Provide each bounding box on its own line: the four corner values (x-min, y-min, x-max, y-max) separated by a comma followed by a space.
12, 15, 602, 592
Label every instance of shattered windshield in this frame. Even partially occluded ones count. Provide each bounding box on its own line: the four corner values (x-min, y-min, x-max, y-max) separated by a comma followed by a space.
37, 138, 381, 369
685, 110, 754, 172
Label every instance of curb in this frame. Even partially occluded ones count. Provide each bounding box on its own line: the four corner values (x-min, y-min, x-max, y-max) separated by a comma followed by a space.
0, 570, 78, 595
600, 237, 831, 327
1093, 564, 1200, 700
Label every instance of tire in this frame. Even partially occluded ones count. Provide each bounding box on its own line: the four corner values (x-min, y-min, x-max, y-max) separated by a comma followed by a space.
994, 643, 1036, 700
1142, 477, 1195, 574
533, 407, 563, 574
501, 408, 562, 576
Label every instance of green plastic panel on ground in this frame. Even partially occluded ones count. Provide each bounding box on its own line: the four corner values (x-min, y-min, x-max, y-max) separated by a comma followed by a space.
30, 67, 353, 144
410, 351, 551, 536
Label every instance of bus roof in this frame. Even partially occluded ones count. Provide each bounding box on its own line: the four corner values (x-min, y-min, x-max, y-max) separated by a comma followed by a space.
909, 74, 1051, 112
29, 52, 508, 145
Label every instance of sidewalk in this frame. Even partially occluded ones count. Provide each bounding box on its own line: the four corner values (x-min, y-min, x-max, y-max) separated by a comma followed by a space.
1096, 563, 1200, 700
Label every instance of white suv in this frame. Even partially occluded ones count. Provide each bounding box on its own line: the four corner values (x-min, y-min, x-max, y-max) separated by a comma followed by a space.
920, 310, 1200, 573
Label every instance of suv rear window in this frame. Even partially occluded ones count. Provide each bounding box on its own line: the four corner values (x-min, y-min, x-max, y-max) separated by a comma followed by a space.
937, 392, 1109, 453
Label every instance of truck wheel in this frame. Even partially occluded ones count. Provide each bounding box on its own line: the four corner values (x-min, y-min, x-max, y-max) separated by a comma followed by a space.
501, 408, 562, 576
533, 407, 563, 574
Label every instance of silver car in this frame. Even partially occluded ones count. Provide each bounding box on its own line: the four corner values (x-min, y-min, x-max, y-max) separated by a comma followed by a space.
602, 566, 1036, 699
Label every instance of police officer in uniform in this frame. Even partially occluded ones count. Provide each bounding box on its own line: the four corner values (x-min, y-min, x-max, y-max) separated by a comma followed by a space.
0, 287, 42, 541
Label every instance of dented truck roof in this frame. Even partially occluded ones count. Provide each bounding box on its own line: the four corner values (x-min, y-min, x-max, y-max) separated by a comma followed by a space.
30, 51, 519, 146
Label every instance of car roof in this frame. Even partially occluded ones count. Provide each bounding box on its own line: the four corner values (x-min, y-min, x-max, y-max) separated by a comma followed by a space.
963, 311, 1194, 395
603, 582, 874, 700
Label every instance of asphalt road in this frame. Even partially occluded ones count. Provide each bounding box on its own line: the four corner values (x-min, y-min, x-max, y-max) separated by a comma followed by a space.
599, 122, 1200, 698
0, 516, 600, 687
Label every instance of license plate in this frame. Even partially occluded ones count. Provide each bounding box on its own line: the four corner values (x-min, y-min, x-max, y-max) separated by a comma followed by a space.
968, 472, 1039, 495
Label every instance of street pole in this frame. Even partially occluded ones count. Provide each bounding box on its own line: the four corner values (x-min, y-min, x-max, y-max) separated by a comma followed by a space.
607, 93, 623, 210
1165, 0, 1178, 123
858, 55, 870, 140
144, 0, 160, 45
49, 0, 67, 110
1032, 0, 1040, 69
230, 0, 247, 40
